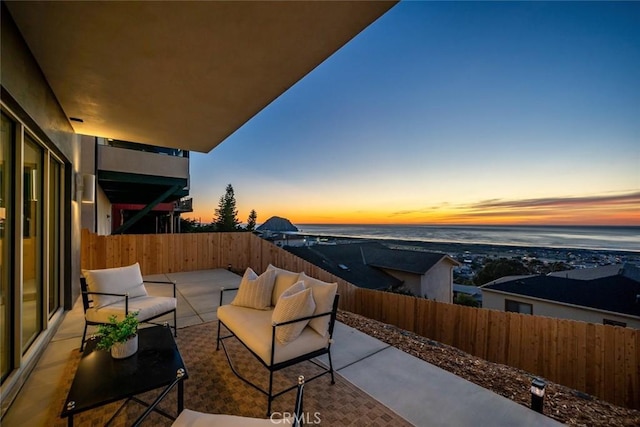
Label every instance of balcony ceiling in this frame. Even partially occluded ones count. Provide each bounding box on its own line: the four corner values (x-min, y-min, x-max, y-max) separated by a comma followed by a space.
6, 1, 396, 153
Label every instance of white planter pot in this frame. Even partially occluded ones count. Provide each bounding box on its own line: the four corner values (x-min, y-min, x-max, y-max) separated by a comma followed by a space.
110, 334, 138, 359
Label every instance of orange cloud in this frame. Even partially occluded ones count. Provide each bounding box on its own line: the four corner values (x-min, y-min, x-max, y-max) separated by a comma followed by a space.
389, 191, 640, 225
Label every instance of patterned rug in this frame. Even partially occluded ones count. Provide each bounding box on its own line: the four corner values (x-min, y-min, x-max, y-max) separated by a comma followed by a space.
47, 322, 412, 426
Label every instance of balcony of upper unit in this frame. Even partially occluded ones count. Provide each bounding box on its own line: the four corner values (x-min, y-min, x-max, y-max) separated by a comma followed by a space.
97, 138, 190, 205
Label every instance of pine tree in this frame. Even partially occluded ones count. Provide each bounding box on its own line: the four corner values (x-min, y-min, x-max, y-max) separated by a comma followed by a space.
213, 184, 240, 232
246, 209, 257, 231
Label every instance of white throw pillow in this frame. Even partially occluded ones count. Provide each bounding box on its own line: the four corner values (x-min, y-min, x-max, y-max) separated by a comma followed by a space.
82, 263, 148, 309
267, 264, 301, 306
298, 272, 338, 337
231, 268, 276, 310
272, 281, 316, 344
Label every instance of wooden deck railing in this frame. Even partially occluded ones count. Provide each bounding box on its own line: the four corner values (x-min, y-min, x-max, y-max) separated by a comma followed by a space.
81, 229, 639, 409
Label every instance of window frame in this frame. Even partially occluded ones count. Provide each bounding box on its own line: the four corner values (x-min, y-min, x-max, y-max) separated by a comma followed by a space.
505, 299, 533, 315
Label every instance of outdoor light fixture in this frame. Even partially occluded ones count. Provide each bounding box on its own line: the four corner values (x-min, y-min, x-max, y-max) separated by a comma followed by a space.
530, 377, 546, 413
81, 174, 96, 203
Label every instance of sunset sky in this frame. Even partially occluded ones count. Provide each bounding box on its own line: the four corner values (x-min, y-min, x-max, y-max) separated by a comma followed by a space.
185, 1, 640, 226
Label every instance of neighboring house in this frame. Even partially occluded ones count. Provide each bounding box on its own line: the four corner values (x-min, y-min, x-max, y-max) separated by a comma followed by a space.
453, 284, 483, 305
287, 242, 459, 302
287, 243, 402, 291
0, 2, 393, 414
481, 264, 640, 328
267, 233, 309, 248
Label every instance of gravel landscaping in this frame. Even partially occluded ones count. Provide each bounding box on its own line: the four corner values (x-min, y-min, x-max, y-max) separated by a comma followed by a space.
337, 310, 640, 427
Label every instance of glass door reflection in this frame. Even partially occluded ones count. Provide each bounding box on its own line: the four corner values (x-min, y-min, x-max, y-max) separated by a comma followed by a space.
22, 136, 43, 352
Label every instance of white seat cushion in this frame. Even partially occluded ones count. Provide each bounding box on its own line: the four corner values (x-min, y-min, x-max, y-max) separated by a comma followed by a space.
267, 264, 301, 306
231, 268, 276, 310
218, 305, 329, 365
85, 296, 176, 323
298, 273, 338, 337
272, 282, 315, 344
173, 409, 292, 427
83, 263, 148, 308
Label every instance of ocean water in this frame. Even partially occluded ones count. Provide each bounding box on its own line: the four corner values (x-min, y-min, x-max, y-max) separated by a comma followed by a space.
294, 225, 640, 253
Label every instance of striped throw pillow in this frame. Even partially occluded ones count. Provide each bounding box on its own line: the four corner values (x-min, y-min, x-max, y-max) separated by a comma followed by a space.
272, 281, 316, 344
231, 268, 276, 310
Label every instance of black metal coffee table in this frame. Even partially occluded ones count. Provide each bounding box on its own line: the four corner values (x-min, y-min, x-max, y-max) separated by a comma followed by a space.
61, 325, 188, 427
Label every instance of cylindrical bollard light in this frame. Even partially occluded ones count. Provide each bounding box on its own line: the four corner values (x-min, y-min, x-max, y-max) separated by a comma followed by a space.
530, 377, 546, 413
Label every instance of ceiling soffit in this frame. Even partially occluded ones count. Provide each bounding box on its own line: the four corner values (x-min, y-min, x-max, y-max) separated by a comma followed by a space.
6, 1, 396, 153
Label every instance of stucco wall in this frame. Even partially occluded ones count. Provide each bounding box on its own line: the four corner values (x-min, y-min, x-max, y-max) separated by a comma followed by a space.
1, 3, 80, 302
96, 187, 112, 235
381, 264, 453, 303
1, 4, 81, 413
80, 135, 96, 233
1, 9, 76, 161
381, 269, 422, 296
482, 291, 640, 329
422, 263, 453, 303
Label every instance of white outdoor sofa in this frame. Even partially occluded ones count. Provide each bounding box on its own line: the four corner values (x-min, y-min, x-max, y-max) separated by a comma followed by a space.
216, 264, 339, 415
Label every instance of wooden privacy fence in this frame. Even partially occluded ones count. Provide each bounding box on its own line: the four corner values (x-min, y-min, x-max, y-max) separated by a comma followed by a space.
81, 229, 639, 409
353, 287, 639, 410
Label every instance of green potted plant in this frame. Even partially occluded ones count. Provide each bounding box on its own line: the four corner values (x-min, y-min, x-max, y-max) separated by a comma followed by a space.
96, 312, 139, 359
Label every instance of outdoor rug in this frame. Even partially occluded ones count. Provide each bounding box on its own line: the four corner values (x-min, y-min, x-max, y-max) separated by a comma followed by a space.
47, 322, 412, 426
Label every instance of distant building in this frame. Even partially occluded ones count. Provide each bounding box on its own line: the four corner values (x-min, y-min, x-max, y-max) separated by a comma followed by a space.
267, 233, 308, 248
453, 284, 483, 305
286, 242, 459, 302
481, 263, 640, 328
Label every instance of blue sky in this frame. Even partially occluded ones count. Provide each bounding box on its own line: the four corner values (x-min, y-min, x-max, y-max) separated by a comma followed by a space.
187, 1, 640, 226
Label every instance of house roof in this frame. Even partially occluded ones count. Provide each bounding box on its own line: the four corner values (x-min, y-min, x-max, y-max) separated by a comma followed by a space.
453, 284, 483, 297
286, 242, 458, 291
286, 243, 402, 290
548, 263, 640, 282
547, 264, 624, 280
5, 1, 395, 153
363, 246, 460, 274
482, 274, 640, 317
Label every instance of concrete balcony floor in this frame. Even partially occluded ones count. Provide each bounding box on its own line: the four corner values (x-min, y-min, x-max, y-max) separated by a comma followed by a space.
3, 269, 561, 426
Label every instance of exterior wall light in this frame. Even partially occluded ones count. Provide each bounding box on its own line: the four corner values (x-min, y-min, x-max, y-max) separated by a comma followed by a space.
82, 174, 96, 203
530, 377, 546, 413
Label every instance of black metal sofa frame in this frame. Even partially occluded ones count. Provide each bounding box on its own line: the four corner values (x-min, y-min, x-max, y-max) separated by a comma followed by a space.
80, 277, 178, 351
216, 287, 339, 415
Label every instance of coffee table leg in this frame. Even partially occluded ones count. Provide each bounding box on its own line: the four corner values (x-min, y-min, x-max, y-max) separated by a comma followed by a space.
68, 415, 73, 427
178, 378, 184, 414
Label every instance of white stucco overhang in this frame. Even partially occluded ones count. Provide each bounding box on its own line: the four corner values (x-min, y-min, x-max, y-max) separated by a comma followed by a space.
5, 1, 396, 153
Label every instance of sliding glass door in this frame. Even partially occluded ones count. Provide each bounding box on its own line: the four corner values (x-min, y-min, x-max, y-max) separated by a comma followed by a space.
22, 136, 43, 352
0, 106, 66, 385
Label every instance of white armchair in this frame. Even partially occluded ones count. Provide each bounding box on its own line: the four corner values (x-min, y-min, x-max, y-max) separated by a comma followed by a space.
80, 263, 177, 351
